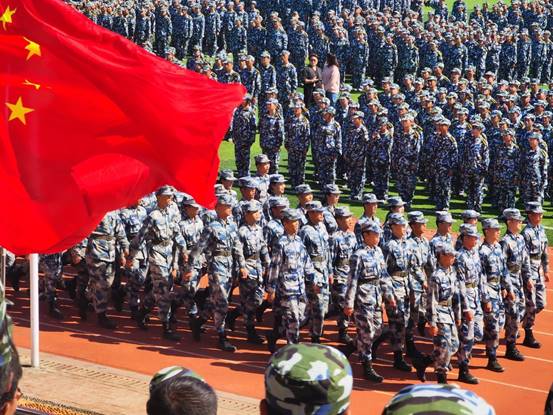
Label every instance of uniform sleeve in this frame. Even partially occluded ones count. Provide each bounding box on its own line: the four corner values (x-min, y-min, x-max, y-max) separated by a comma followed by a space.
129, 216, 152, 259
187, 225, 211, 271
231, 228, 246, 269
521, 242, 532, 284
344, 252, 360, 309
454, 254, 469, 313
426, 272, 439, 326
114, 215, 130, 255
542, 228, 549, 274
267, 240, 282, 293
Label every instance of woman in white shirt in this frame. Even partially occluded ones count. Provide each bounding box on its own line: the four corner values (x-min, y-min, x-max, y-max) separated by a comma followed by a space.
322, 53, 341, 106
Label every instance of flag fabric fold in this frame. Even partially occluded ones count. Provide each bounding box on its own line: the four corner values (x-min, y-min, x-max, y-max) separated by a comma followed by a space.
0, 0, 245, 254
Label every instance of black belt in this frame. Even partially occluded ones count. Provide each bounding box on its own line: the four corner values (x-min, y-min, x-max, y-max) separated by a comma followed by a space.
465, 282, 477, 289
336, 258, 349, 267
90, 235, 114, 241
392, 271, 408, 278
311, 255, 325, 263
155, 240, 172, 247
359, 279, 379, 285
246, 253, 260, 260
530, 254, 541, 260
487, 277, 500, 284
213, 249, 231, 256
438, 300, 452, 306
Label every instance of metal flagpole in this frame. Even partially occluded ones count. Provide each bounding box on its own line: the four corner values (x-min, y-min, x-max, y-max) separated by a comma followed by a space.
29, 253, 40, 368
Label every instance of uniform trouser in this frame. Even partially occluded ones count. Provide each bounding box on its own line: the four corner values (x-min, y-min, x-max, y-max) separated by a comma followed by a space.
496, 184, 517, 211
319, 156, 338, 187
498, 65, 516, 81
174, 34, 190, 60
354, 304, 383, 363
154, 35, 168, 57
75, 260, 91, 302
432, 323, 459, 374
288, 148, 308, 188
347, 159, 366, 199
306, 283, 330, 337
457, 306, 484, 366
281, 295, 307, 344
239, 277, 264, 327
530, 61, 544, 82
234, 141, 253, 178
517, 63, 529, 79
261, 146, 280, 174
44, 267, 63, 302
520, 179, 543, 205
201, 277, 232, 334
483, 295, 505, 358
86, 259, 115, 314
351, 64, 365, 90
465, 174, 484, 211
188, 36, 203, 54
126, 257, 149, 308
523, 263, 547, 329
406, 287, 426, 341
504, 282, 525, 343
144, 264, 176, 323
384, 295, 410, 352
372, 164, 390, 200
176, 276, 199, 316
396, 170, 417, 205
331, 280, 349, 330
435, 174, 452, 210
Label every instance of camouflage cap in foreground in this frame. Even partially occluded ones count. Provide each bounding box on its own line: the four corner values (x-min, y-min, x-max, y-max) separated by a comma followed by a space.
265, 343, 353, 415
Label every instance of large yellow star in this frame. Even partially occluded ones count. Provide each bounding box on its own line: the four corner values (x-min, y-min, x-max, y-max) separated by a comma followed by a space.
6, 97, 34, 125
0, 5, 16, 30
23, 37, 41, 60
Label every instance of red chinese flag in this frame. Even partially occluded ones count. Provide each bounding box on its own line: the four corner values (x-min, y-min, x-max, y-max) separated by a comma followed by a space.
0, 0, 245, 254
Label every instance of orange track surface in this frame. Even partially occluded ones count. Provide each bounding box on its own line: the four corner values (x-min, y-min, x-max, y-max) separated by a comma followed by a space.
8, 272, 553, 414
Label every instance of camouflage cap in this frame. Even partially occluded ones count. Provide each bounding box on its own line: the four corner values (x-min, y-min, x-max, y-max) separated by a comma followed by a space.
436, 243, 456, 256
503, 208, 523, 221
282, 208, 302, 222
216, 194, 234, 206
269, 196, 290, 209
270, 174, 286, 184
265, 343, 353, 415
324, 184, 342, 195
436, 211, 455, 224
239, 176, 259, 188
388, 213, 407, 226
150, 366, 204, 393
407, 211, 427, 224
245, 200, 262, 213
363, 193, 381, 204
335, 206, 353, 218
461, 209, 480, 220
219, 169, 237, 181
382, 384, 495, 415
525, 201, 544, 214
156, 185, 174, 196
296, 184, 313, 194
361, 221, 382, 234
214, 183, 227, 195
255, 154, 270, 164
387, 196, 406, 208
482, 218, 501, 230
459, 223, 480, 238
260, 50, 271, 58
306, 201, 325, 212
181, 196, 201, 209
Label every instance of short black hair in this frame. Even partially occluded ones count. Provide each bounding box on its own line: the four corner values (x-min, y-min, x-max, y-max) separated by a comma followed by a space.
147, 375, 217, 415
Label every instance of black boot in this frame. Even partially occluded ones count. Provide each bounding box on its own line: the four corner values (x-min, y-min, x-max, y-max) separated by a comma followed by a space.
339, 341, 356, 359
218, 333, 237, 352
458, 364, 479, 384
405, 339, 422, 358
130, 305, 140, 321
65, 278, 76, 300
162, 321, 181, 341
505, 342, 525, 361
436, 372, 448, 384
522, 329, 541, 349
246, 326, 265, 344
135, 307, 150, 330
412, 354, 433, 382
48, 299, 64, 320
486, 356, 504, 372
190, 316, 206, 342
256, 300, 271, 323
111, 286, 125, 312
362, 360, 384, 383
225, 307, 240, 332
78, 296, 88, 321
393, 351, 412, 372
371, 332, 388, 360
338, 328, 353, 345
97, 312, 117, 330
311, 335, 321, 344
169, 301, 181, 328
267, 332, 278, 353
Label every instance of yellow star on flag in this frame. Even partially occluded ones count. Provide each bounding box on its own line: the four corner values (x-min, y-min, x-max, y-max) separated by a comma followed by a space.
0, 5, 16, 30
23, 37, 41, 60
6, 97, 34, 125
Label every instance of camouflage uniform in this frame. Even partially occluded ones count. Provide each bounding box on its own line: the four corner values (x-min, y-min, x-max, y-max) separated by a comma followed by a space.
267, 210, 316, 344
299, 202, 332, 340
343, 112, 369, 200
285, 106, 311, 188
231, 101, 257, 177
85, 212, 129, 319
500, 209, 532, 359
259, 105, 285, 174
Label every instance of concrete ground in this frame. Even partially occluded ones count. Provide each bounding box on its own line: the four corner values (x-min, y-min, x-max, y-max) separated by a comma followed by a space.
18, 348, 260, 415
